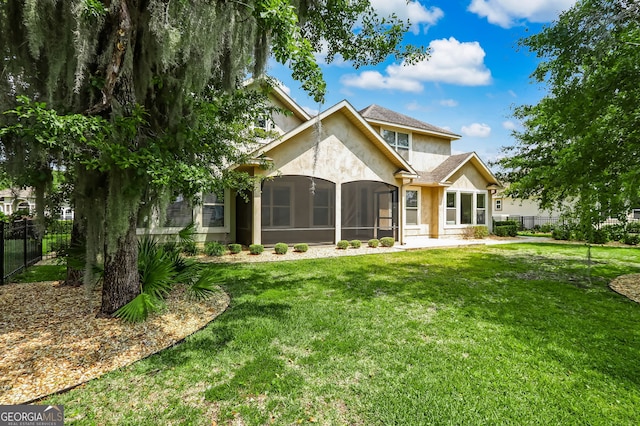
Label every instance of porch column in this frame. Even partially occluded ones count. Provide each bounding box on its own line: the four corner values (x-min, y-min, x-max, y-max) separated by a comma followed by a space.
251, 177, 262, 245
334, 183, 342, 243
431, 188, 442, 238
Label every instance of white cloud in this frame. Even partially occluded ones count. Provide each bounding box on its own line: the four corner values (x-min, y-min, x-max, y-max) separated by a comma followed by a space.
461, 123, 492, 138
340, 37, 492, 92
302, 105, 320, 116
508, 89, 517, 98
340, 70, 424, 92
468, 0, 577, 28
370, 0, 444, 34
502, 120, 518, 130
440, 99, 459, 107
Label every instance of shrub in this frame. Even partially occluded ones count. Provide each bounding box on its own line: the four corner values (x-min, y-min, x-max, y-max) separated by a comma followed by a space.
627, 222, 640, 234
204, 241, 226, 257
494, 220, 520, 230
249, 244, 264, 255
623, 234, 640, 246
551, 226, 570, 240
274, 243, 288, 254
495, 225, 518, 237
181, 240, 198, 255
228, 243, 242, 254
602, 224, 626, 242
461, 227, 475, 240
368, 239, 379, 248
540, 223, 554, 233
474, 226, 489, 239
336, 240, 349, 249
293, 243, 308, 253
350, 239, 362, 248
380, 237, 395, 247
588, 228, 609, 245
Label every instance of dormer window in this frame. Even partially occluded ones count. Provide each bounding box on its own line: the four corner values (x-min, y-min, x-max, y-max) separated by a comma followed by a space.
381, 129, 410, 160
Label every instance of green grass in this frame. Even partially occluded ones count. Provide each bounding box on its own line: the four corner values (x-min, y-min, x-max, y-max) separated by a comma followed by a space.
41, 243, 640, 425
9, 264, 66, 283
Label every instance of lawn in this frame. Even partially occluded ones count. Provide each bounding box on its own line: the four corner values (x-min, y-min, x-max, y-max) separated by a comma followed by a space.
42, 243, 640, 425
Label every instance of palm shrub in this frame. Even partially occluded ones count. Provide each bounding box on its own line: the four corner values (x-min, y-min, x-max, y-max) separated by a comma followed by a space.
336, 240, 349, 249
204, 241, 226, 256
114, 235, 217, 322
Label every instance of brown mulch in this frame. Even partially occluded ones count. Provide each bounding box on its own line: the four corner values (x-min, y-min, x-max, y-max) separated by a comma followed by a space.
609, 273, 640, 304
0, 281, 229, 405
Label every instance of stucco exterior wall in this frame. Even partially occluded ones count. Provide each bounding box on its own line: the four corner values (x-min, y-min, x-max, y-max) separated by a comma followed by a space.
492, 196, 561, 220
410, 134, 451, 171
265, 113, 400, 186
269, 96, 305, 134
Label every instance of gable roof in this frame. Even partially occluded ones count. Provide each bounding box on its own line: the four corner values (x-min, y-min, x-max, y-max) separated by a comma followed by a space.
359, 104, 461, 140
248, 100, 418, 176
244, 78, 311, 122
414, 152, 500, 187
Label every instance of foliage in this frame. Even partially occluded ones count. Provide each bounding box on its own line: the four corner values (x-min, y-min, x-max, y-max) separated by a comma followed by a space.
113, 235, 215, 322
368, 238, 379, 248
293, 243, 308, 253
249, 244, 264, 255
228, 244, 243, 254
180, 241, 199, 256
462, 226, 489, 240
380, 237, 395, 247
274, 243, 288, 255
495, 225, 518, 238
336, 240, 349, 250
496, 0, 640, 231
349, 239, 362, 249
0, 0, 427, 315
204, 242, 226, 257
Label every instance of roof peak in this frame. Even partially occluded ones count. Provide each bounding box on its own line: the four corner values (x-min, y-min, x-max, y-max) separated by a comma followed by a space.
359, 104, 460, 138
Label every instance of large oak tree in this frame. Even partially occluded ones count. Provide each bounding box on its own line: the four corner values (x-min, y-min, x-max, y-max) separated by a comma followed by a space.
0, 0, 425, 316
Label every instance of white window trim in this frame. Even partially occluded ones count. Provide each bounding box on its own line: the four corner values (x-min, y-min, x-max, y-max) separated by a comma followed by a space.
444, 190, 489, 228
200, 190, 229, 232
381, 128, 412, 160
405, 188, 420, 228
495, 199, 502, 211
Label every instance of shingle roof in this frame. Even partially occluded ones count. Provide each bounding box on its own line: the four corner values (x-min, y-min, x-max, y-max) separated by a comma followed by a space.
414, 153, 474, 184
359, 104, 460, 138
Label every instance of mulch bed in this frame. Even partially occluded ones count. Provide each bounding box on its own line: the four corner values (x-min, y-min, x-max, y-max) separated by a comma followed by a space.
0, 281, 229, 405
609, 273, 640, 304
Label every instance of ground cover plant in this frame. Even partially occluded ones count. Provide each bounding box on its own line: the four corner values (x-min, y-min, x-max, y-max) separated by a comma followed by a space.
42, 243, 640, 425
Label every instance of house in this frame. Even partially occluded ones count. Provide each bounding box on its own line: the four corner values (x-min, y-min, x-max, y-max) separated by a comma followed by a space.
150, 83, 501, 246
0, 188, 36, 216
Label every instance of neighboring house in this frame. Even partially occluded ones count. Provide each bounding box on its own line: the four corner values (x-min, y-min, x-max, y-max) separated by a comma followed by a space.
492, 188, 563, 221
147, 83, 501, 246
0, 188, 36, 216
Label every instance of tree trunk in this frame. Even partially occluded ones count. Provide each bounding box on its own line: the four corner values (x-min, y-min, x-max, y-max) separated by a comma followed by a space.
63, 219, 84, 287
99, 214, 139, 317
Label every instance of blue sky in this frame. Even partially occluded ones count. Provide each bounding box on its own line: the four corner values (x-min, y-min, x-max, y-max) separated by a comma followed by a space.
267, 0, 576, 166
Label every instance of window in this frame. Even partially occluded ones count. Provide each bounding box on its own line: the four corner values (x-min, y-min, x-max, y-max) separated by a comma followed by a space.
477, 194, 486, 225
381, 129, 410, 160
406, 190, 419, 226
633, 209, 640, 220
495, 199, 502, 211
446, 192, 457, 225
262, 185, 291, 227
202, 193, 224, 228
165, 195, 193, 227
445, 191, 488, 226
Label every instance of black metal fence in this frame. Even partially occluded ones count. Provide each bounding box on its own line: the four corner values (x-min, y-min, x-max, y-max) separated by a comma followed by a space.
1, 219, 42, 285
503, 215, 640, 231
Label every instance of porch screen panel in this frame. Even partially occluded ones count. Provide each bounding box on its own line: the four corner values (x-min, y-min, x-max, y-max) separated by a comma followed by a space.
262, 176, 335, 245
342, 181, 398, 241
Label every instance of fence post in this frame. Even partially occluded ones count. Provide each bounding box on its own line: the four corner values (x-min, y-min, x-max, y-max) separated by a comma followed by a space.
23, 218, 28, 273
0, 222, 4, 285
